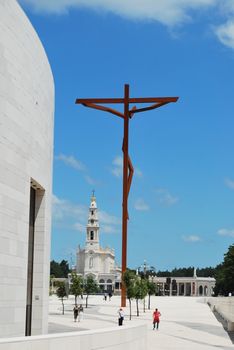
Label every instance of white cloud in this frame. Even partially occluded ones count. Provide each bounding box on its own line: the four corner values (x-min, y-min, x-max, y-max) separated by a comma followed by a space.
218, 0, 234, 15
52, 195, 87, 223
135, 168, 143, 178
111, 156, 123, 178
224, 177, 234, 189
20, 0, 216, 27
102, 225, 117, 233
217, 228, 234, 237
213, 1, 234, 48
111, 155, 143, 179
55, 154, 86, 171
99, 210, 121, 225
182, 235, 201, 242
52, 195, 121, 234
20, 0, 234, 50
134, 198, 150, 211
84, 175, 98, 186
215, 20, 234, 49
155, 188, 179, 207
73, 222, 85, 232
55, 154, 100, 185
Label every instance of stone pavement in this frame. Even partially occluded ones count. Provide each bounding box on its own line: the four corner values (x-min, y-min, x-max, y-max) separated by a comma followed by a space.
49, 295, 234, 349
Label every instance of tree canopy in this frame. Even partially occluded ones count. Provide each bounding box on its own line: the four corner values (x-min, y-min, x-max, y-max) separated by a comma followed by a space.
56, 281, 67, 314
83, 276, 99, 308
70, 273, 83, 305
156, 266, 216, 278
214, 244, 234, 295
50, 260, 70, 278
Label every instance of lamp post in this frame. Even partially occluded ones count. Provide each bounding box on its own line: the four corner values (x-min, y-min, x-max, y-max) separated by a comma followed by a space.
76, 84, 178, 307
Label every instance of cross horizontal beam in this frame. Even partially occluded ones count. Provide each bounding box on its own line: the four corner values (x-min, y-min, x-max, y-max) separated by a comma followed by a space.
76, 97, 178, 105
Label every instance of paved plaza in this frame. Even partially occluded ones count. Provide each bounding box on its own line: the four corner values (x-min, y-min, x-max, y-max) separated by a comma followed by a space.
49, 295, 234, 349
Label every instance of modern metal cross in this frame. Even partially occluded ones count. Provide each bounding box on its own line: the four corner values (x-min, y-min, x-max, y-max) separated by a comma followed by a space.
76, 84, 178, 307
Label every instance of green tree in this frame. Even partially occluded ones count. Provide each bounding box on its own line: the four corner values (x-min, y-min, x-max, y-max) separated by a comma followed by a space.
56, 281, 67, 315
171, 267, 194, 277
197, 267, 216, 277
83, 276, 98, 308
50, 260, 70, 278
134, 278, 148, 316
70, 273, 83, 305
214, 245, 234, 295
123, 270, 136, 320
157, 270, 171, 277
147, 280, 156, 310
50, 260, 62, 277
60, 260, 70, 277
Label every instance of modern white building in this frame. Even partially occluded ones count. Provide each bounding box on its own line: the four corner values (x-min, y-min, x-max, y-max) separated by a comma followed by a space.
0, 0, 54, 337
76, 194, 121, 292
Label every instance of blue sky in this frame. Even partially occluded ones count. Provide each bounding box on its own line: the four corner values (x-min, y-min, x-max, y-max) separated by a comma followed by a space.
19, 0, 234, 271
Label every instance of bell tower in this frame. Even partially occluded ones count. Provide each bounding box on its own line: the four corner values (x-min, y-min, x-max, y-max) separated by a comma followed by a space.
85, 191, 100, 250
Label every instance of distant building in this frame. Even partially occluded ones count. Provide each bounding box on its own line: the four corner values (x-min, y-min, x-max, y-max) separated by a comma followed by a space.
76, 193, 121, 292
153, 269, 215, 296
0, 0, 54, 337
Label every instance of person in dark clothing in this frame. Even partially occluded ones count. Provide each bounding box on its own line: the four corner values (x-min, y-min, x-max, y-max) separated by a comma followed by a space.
73, 305, 79, 322
118, 308, 124, 326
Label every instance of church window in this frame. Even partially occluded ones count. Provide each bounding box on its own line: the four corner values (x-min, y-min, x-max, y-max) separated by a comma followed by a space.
89, 257, 93, 268
91, 210, 94, 215
90, 231, 94, 240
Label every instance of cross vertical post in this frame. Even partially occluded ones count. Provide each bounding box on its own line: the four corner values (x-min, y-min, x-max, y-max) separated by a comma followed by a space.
75, 85, 178, 308
121, 84, 130, 307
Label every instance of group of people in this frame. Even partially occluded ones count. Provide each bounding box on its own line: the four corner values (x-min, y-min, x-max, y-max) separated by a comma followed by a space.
74, 300, 161, 329
73, 304, 84, 322
103, 292, 112, 301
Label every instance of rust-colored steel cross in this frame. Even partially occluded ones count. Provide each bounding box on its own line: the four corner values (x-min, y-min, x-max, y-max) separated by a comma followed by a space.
76, 84, 178, 307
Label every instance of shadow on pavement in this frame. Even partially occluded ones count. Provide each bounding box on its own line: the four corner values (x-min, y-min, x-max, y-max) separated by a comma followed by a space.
48, 322, 88, 333
164, 333, 234, 350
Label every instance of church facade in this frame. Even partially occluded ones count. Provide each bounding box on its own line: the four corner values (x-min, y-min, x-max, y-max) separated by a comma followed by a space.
76, 194, 121, 292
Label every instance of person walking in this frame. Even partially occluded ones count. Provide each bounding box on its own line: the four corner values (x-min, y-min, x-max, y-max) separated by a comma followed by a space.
73, 305, 79, 322
153, 308, 161, 330
118, 307, 124, 326
78, 304, 84, 322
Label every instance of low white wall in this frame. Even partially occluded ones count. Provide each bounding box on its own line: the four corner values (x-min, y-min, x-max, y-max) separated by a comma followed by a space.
207, 297, 234, 331
0, 323, 147, 350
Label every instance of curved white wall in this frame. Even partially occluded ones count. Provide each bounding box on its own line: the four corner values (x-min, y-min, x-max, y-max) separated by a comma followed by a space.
0, 324, 147, 350
0, 0, 54, 337
207, 297, 234, 331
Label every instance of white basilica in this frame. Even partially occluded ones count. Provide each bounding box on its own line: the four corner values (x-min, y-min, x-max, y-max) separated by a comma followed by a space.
76, 193, 121, 292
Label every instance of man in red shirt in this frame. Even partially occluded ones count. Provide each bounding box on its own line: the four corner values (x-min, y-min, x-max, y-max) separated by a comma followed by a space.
153, 308, 161, 330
